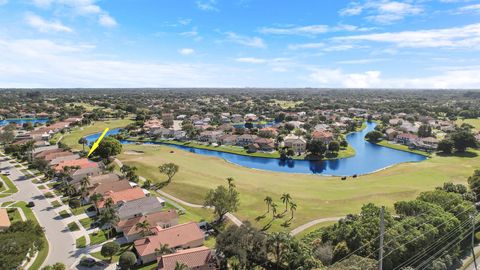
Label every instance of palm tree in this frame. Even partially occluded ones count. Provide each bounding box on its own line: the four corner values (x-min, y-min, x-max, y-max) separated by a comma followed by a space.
80, 176, 91, 199
62, 181, 76, 197
281, 193, 291, 212
90, 193, 103, 213
174, 262, 189, 270
78, 137, 88, 152
104, 197, 115, 209
98, 206, 119, 238
289, 201, 297, 220
271, 202, 278, 219
155, 243, 173, 256
264, 196, 273, 213
135, 220, 151, 237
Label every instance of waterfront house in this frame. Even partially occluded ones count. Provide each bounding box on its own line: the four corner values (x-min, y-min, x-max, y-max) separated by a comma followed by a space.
284, 135, 307, 154
395, 133, 419, 145
312, 130, 334, 144
219, 134, 237, 146
236, 134, 258, 147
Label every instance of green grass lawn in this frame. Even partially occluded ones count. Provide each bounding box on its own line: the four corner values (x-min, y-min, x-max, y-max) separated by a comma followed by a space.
58, 210, 71, 219
67, 221, 80, 231
90, 243, 133, 262
44, 191, 54, 198
76, 236, 87, 248
376, 140, 431, 156
118, 143, 480, 232
61, 118, 134, 150
456, 118, 480, 131
51, 200, 62, 208
0, 174, 18, 194
79, 216, 96, 229
71, 204, 92, 216
89, 231, 109, 245
7, 208, 22, 223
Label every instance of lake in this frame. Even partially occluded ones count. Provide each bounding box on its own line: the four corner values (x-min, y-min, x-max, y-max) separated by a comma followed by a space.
0, 118, 49, 126
85, 122, 427, 176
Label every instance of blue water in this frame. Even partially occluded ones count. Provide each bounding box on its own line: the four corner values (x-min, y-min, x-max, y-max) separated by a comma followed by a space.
85, 128, 122, 145
85, 122, 427, 176
0, 118, 49, 126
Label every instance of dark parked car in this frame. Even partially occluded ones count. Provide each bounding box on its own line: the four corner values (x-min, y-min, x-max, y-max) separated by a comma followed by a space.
27, 201, 35, 207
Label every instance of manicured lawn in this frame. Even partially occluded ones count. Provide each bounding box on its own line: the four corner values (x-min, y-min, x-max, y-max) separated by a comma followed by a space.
376, 140, 431, 156
293, 220, 338, 239
67, 221, 80, 231
76, 236, 87, 248
51, 200, 62, 208
456, 118, 480, 131
0, 174, 18, 194
79, 217, 96, 229
118, 143, 480, 232
44, 191, 54, 198
7, 208, 22, 223
71, 204, 92, 216
38, 185, 46, 189
90, 243, 133, 262
89, 231, 109, 245
58, 210, 71, 219
61, 118, 134, 150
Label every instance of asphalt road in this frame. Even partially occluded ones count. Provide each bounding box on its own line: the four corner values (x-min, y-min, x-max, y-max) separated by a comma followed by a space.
0, 156, 77, 268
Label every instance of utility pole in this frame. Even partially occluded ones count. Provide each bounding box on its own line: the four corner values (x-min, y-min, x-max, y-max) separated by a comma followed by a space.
379, 206, 385, 270
472, 213, 478, 270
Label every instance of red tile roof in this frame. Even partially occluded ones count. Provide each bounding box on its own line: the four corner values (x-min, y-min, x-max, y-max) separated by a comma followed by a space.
134, 222, 204, 257
54, 158, 98, 172
97, 187, 145, 208
157, 246, 214, 270
117, 209, 178, 237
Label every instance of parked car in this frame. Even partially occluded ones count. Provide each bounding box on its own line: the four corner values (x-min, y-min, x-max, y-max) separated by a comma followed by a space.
27, 201, 35, 207
2, 170, 10, 175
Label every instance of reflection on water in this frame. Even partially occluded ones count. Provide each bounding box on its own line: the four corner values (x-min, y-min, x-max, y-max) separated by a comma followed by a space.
85, 122, 427, 176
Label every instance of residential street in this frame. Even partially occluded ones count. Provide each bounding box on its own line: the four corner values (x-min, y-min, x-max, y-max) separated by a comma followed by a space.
0, 155, 78, 268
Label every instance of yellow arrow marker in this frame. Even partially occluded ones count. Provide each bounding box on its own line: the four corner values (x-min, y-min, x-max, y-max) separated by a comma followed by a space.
87, 128, 109, 157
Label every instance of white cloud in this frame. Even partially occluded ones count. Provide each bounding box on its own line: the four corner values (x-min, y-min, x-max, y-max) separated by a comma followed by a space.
98, 14, 117, 27
340, 1, 423, 24
178, 48, 195, 55
335, 23, 480, 48
25, 13, 73, 33
458, 3, 480, 13
0, 0, 8, 6
307, 66, 480, 89
235, 57, 267, 64
196, 0, 218, 11
336, 58, 388, 64
259, 24, 372, 36
224, 32, 266, 48
30, 0, 117, 28
308, 69, 381, 88
288, 43, 325, 50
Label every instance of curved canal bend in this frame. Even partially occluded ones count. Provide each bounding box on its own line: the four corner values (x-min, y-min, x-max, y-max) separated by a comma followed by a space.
85, 122, 427, 176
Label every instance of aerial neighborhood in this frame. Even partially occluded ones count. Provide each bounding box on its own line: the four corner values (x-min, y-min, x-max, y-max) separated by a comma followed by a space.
0, 89, 480, 270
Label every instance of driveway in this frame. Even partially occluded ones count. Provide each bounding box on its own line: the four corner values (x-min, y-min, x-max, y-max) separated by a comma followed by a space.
0, 155, 77, 268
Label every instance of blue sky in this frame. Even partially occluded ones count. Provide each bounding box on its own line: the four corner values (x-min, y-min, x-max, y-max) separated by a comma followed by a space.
0, 0, 480, 88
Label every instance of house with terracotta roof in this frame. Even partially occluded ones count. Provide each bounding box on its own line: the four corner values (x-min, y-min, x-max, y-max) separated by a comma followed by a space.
395, 133, 419, 145
236, 134, 258, 147
0, 208, 11, 231
95, 187, 145, 209
312, 130, 334, 144
86, 179, 132, 199
134, 222, 205, 264
157, 246, 216, 270
54, 158, 99, 172
116, 209, 179, 242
